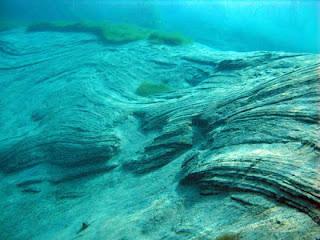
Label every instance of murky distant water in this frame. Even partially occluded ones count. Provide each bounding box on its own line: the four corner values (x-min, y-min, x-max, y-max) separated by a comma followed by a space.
1, 1, 320, 52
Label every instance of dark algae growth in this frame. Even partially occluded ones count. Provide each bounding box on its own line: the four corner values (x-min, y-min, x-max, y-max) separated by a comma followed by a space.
135, 81, 171, 97
148, 31, 192, 46
27, 21, 150, 44
27, 21, 192, 45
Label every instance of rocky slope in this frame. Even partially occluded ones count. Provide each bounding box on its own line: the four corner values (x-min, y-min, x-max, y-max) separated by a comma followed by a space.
0, 28, 319, 240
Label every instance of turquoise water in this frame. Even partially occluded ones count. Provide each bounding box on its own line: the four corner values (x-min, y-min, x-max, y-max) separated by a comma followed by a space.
1, 0, 319, 52
0, 1, 320, 240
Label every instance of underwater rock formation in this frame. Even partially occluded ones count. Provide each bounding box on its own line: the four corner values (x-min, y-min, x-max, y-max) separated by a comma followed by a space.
180, 65, 320, 223
0, 28, 319, 240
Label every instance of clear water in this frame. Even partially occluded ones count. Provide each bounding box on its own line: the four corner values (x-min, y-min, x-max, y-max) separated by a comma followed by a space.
1, 0, 319, 52
0, 1, 319, 240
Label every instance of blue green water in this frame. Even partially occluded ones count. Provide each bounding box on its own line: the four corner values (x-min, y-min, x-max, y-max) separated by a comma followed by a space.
1, 1, 320, 239
1, 0, 319, 53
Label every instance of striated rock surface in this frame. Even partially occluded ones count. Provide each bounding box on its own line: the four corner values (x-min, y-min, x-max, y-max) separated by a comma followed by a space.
0, 28, 319, 240
180, 64, 320, 223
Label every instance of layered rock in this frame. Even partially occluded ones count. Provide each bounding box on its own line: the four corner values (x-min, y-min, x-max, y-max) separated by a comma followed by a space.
127, 51, 320, 224
0, 28, 319, 240
180, 64, 320, 224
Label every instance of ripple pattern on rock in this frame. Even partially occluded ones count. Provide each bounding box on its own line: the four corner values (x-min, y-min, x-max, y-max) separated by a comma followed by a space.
0, 28, 319, 240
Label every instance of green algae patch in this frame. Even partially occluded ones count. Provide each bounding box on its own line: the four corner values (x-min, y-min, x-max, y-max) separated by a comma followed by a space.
99, 23, 150, 44
27, 21, 191, 46
27, 21, 77, 32
136, 81, 171, 97
215, 233, 240, 240
148, 31, 192, 46
27, 21, 151, 44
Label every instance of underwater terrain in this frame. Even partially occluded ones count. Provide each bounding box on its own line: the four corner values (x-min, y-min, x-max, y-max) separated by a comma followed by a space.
0, 1, 319, 240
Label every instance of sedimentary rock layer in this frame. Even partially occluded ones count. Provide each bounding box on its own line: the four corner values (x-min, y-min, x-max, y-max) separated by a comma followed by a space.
0, 28, 319, 239
129, 54, 320, 224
